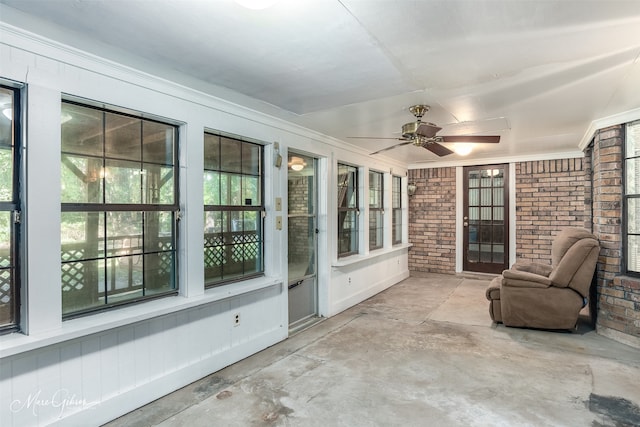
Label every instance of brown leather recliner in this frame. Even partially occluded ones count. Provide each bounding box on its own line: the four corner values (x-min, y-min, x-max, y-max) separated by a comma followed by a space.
486, 228, 600, 330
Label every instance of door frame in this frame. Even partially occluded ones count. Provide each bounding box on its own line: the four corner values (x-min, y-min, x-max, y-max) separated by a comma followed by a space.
287, 150, 320, 328
455, 164, 515, 273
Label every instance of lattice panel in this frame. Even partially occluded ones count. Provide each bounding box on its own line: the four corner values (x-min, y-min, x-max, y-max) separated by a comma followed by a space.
62, 247, 86, 262
0, 269, 11, 304
204, 246, 225, 268
61, 262, 85, 292
0, 255, 10, 269
157, 251, 173, 276
204, 235, 224, 247
231, 233, 259, 262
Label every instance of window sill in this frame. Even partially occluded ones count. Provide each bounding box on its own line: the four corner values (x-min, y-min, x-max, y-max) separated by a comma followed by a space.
332, 243, 412, 268
0, 276, 281, 359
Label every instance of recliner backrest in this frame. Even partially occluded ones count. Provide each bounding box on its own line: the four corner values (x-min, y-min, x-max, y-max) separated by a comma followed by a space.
549, 228, 600, 297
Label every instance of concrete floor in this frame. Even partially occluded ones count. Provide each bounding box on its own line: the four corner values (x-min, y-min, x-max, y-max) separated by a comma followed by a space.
105, 274, 640, 427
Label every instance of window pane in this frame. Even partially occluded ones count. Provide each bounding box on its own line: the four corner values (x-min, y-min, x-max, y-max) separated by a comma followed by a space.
61, 155, 103, 203
220, 137, 242, 173
628, 235, 640, 273
106, 212, 142, 257
61, 212, 105, 258
392, 208, 402, 244
143, 164, 174, 204
0, 210, 13, 326
204, 133, 220, 170
0, 148, 12, 202
242, 176, 260, 206
369, 210, 383, 250
230, 174, 242, 205
628, 199, 639, 233
338, 164, 358, 209
143, 120, 175, 165
105, 112, 141, 161
204, 171, 221, 205
105, 255, 143, 303
242, 142, 260, 175
62, 259, 105, 315
338, 210, 358, 255
626, 158, 639, 195
105, 159, 142, 204
61, 103, 103, 157
392, 176, 401, 208
145, 211, 174, 253
627, 122, 640, 158
369, 171, 383, 209
144, 252, 175, 295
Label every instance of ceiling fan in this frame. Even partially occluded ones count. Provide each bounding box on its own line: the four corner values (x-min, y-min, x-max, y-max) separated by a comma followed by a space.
349, 105, 500, 156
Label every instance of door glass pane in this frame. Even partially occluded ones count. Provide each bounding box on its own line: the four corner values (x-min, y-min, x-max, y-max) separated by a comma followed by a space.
288, 216, 315, 280
493, 244, 505, 263
481, 188, 491, 206
469, 189, 479, 206
480, 244, 492, 262
288, 153, 316, 280
468, 244, 479, 262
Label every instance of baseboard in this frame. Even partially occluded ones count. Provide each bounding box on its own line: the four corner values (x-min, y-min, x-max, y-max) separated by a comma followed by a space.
596, 325, 640, 350
329, 270, 410, 317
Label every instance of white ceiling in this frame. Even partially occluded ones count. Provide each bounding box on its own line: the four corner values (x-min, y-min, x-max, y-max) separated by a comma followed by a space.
2, 0, 640, 166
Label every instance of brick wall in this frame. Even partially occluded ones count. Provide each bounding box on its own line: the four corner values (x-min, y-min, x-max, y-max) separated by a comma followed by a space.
590, 125, 640, 345
514, 158, 589, 263
408, 167, 456, 274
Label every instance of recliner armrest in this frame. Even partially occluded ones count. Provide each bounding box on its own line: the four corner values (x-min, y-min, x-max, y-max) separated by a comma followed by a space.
511, 262, 553, 277
502, 269, 553, 288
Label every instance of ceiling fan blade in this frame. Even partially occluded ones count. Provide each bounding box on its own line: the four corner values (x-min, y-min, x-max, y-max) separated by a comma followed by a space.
370, 140, 414, 155
424, 142, 454, 157
416, 122, 442, 138
439, 135, 500, 143
347, 136, 406, 140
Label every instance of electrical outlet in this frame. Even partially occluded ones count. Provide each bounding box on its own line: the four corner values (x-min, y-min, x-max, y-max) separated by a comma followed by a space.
275, 197, 282, 211
348, 277, 351, 284
233, 313, 240, 326
276, 216, 282, 230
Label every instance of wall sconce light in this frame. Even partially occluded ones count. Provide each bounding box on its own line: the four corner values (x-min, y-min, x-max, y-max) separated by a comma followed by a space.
407, 182, 417, 196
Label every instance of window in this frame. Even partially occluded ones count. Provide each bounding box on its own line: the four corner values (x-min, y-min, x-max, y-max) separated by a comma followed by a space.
392, 175, 402, 245
369, 171, 383, 250
60, 101, 179, 317
0, 85, 21, 332
625, 121, 640, 275
338, 163, 359, 257
204, 133, 263, 285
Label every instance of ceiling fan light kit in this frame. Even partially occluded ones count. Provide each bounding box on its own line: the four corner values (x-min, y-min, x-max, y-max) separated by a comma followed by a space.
357, 105, 501, 157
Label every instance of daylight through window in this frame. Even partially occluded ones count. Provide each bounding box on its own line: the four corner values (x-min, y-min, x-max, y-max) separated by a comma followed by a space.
60, 101, 179, 317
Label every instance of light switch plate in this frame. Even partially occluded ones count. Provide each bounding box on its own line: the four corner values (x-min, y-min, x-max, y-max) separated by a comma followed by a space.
275, 197, 282, 211
276, 216, 282, 230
